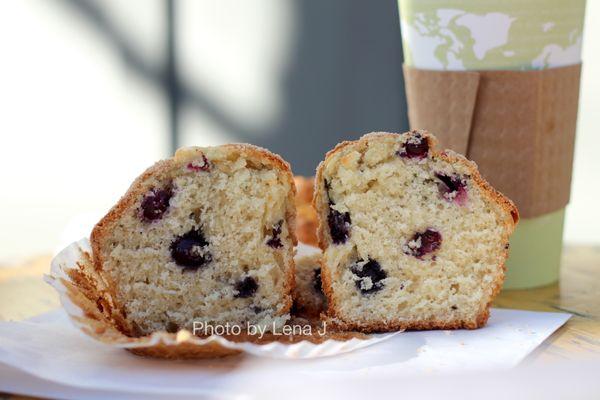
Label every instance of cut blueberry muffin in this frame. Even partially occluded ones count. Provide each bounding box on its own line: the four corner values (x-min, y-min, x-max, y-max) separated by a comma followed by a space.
292, 245, 326, 317
91, 144, 297, 336
293, 176, 319, 246
314, 131, 518, 332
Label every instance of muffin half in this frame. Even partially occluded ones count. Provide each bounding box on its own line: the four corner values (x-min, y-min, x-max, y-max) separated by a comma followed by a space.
314, 131, 518, 331
91, 144, 296, 336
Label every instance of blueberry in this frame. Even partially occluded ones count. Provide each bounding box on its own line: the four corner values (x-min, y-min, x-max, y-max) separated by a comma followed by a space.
187, 154, 210, 172
234, 277, 258, 298
266, 220, 283, 248
350, 258, 387, 294
170, 228, 211, 270
313, 268, 322, 293
404, 229, 442, 259
324, 180, 351, 244
435, 173, 468, 205
140, 186, 173, 221
398, 133, 429, 159
328, 207, 351, 244
166, 321, 179, 333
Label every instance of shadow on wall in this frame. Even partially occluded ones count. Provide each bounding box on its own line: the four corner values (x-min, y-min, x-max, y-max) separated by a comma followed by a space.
267, 0, 408, 175
56, 0, 408, 175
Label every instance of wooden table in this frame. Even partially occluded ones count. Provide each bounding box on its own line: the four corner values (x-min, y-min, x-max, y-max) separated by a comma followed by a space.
1, 246, 599, 399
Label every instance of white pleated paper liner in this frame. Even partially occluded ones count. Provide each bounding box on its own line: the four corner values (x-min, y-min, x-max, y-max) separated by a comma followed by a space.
44, 238, 399, 359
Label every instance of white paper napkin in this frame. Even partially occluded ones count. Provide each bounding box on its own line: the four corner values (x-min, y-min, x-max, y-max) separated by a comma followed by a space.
0, 308, 569, 399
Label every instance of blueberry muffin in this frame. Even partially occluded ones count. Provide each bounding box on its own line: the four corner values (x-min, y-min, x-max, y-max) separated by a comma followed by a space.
293, 176, 319, 246
292, 246, 326, 317
314, 131, 518, 332
91, 144, 297, 336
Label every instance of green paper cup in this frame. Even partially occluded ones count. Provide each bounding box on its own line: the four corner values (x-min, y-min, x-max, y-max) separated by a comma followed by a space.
398, 0, 586, 288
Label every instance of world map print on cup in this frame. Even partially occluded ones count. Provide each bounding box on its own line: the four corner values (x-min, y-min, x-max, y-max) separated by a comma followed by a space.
399, 0, 586, 71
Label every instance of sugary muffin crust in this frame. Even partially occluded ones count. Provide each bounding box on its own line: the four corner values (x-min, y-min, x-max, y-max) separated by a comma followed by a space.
315, 131, 518, 332
91, 144, 297, 337
293, 176, 319, 246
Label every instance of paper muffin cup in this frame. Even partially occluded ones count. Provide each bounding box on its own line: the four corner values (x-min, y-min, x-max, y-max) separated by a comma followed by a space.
44, 239, 398, 359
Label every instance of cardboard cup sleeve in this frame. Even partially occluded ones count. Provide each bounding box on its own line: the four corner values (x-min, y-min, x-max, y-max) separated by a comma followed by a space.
403, 64, 581, 219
